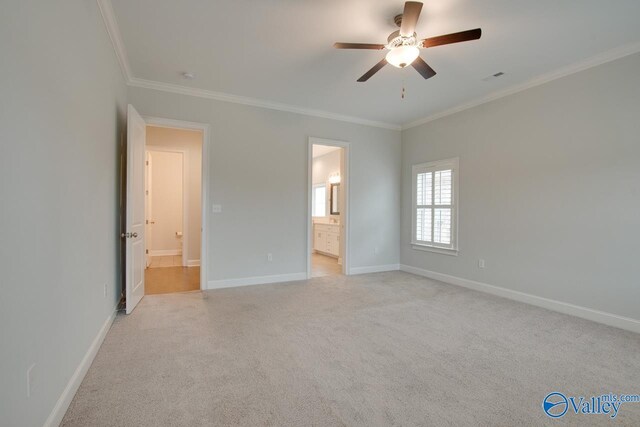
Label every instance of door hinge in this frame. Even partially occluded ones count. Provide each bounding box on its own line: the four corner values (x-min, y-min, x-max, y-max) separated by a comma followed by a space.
146, 249, 149, 254
145, 190, 149, 195
146, 160, 149, 166
146, 219, 148, 224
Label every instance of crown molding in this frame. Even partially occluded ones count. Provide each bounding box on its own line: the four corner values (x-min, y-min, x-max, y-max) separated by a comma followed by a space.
127, 77, 402, 130
97, 0, 133, 82
97, 0, 640, 134
401, 40, 640, 130
96, 2, 399, 131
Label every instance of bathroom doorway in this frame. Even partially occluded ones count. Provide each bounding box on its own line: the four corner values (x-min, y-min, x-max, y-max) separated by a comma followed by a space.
307, 138, 349, 277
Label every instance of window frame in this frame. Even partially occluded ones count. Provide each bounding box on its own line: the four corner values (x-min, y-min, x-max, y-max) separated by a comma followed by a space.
411, 157, 459, 255
312, 183, 327, 217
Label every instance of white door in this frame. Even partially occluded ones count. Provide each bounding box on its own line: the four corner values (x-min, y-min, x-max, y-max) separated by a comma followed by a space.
144, 152, 152, 268
125, 105, 146, 314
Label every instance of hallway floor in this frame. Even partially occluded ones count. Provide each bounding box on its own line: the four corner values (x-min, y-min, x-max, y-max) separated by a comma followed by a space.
145, 266, 200, 295
148, 255, 183, 268
311, 252, 341, 277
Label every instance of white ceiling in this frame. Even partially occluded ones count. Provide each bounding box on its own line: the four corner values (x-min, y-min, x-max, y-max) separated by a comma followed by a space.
109, 0, 640, 128
313, 145, 341, 158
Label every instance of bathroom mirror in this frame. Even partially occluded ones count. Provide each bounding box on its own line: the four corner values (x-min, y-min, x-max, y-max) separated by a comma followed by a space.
330, 183, 340, 215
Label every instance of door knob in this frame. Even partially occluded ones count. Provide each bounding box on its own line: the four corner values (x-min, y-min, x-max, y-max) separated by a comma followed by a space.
121, 232, 139, 238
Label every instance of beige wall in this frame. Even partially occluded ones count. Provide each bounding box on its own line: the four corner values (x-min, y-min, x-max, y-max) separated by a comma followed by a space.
148, 150, 183, 254
0, 1, 127, 425
401, 52, 640, 322
128, 86, 401, 282
146, 126, 203, 263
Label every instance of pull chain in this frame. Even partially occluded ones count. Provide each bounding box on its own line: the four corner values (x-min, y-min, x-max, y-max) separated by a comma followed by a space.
401, 66, 408, 99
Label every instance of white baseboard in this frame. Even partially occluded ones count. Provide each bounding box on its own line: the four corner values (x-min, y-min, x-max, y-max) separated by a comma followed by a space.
400, 264, 640, 334
44, 308, 117, 427
314, 250, 339, 259
187, 259, 200, 267
149, 249, 181, 256
206, 272, 307, 290
350, 264, 400, 275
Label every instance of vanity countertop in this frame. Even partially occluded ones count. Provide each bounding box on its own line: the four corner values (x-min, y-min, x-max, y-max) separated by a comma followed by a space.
313, 219, 340, 226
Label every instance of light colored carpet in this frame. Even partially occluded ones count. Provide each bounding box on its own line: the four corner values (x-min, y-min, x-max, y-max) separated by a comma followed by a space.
62, 272, 640, 426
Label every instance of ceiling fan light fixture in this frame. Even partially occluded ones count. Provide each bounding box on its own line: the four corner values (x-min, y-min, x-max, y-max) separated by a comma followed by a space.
333, 1, 481, 82
385, 45, 420, 68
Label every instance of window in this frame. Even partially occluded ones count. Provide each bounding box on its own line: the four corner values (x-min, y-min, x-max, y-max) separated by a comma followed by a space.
312, 184, 326, 217
412, 158, 458, 253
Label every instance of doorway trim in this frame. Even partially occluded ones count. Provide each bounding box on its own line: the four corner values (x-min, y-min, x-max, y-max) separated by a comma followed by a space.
307, 137, 350, 278
143, 116, 210, 290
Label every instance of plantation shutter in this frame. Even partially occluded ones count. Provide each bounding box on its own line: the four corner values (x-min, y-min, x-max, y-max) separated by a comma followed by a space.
412, 159, 457, 251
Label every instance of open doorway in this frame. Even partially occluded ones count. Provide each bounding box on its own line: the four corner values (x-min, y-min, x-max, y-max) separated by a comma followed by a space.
308, 138, 349, 278
144, 125, 203, 295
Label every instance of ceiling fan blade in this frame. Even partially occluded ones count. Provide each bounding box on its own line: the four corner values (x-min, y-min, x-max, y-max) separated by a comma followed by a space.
334, 42, 385, 50
357, 58, 387, 82
421, 28, 482, 48
412, 56, 436, 79
400, 1, 423, 37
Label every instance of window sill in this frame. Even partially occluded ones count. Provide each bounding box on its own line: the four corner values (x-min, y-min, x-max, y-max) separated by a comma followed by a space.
411, 244, 458, 256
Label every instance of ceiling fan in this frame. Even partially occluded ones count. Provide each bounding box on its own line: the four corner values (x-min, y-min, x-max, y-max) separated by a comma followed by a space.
334, 1, 481, 82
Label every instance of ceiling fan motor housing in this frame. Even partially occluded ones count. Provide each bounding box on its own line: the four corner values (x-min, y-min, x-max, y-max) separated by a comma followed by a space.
393, 13, 404, 27
387, 30, 418, 48
387, 30, 401, 44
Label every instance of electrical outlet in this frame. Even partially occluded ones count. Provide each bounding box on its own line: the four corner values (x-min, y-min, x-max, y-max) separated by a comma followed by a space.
27, 364, 35, 398
478, 259, 485, 269
212, 204, 222, 213
267, 253, 273, 262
